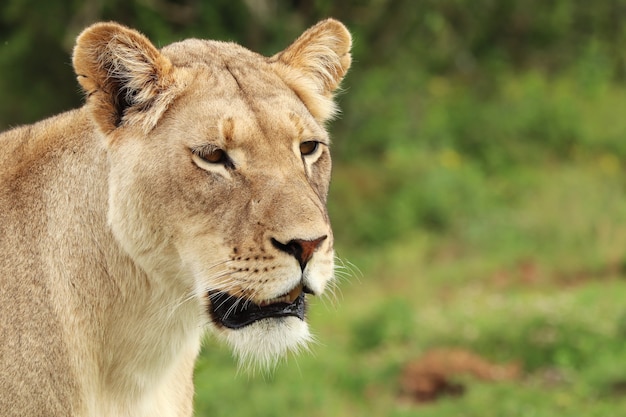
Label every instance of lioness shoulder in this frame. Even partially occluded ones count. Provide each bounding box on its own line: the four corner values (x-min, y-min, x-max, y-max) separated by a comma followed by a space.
0, 19, 350, 417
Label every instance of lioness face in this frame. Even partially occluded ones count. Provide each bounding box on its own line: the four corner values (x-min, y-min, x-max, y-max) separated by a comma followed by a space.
73, 21, 351, 367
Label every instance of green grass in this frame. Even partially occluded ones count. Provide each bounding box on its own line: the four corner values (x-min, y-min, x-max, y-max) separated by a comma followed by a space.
193, 279, 626, 417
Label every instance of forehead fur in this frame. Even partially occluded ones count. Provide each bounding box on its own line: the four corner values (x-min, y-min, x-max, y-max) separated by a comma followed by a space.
161, 40, 318, 119
162, 40, 289, 101
158, 40, 327, 146
162, 39, 262, 68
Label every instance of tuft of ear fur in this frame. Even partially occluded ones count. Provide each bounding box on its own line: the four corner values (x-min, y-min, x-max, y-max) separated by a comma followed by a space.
271, 19, 352, 123
72, 22, 178, 135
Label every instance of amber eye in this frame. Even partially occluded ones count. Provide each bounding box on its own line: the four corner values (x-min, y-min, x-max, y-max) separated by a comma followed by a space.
192, 146, 233, 168
200, 148, 227, 164
300, 141, 319, 156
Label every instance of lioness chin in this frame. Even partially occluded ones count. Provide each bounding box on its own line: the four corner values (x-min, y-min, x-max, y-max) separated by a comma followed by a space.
0, 19, 350, 417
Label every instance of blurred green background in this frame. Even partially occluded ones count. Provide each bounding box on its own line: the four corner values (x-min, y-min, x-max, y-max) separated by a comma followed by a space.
3, 1, 626, 415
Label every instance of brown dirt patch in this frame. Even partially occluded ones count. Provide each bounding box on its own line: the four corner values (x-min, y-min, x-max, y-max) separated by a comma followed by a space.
399, 347, 522, 404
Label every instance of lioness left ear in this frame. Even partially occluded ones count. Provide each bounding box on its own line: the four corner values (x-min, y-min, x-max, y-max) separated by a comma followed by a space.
72, 22, 177, 135
271, 19, 352, 123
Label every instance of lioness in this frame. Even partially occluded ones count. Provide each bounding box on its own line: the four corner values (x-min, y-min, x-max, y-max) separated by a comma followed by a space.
0, 19, 351, 416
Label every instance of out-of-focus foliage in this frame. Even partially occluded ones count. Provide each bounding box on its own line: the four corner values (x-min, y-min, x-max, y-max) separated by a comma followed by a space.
2, 0, 626, 129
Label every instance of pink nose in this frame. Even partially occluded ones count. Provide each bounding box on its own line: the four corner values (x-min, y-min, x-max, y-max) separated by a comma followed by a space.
271, 235, 327, 270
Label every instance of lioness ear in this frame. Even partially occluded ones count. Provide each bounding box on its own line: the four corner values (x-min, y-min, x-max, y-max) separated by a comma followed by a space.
72, 22, 176, 134
271, 19, 352, 123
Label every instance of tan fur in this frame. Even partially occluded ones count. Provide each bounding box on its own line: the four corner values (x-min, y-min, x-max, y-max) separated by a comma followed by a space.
0, 20, 351, 417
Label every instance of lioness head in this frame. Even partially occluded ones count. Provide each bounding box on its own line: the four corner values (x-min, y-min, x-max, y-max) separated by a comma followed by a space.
72, 20, 351, 368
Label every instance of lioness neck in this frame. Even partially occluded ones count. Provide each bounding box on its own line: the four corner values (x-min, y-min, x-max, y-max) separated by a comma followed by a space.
0, 108, 202, 415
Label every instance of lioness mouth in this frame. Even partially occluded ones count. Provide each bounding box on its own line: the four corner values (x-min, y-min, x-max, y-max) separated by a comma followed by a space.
209, 284, 307, 329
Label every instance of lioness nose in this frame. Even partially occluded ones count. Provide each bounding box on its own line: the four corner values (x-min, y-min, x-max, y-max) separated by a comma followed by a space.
271, 235, 327, 270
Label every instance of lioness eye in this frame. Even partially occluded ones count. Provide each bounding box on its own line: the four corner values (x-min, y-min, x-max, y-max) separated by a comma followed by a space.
194, 147, 227, 164
192, 146, 233, 169
300, 141, 319, 156
201, 148, 226, 163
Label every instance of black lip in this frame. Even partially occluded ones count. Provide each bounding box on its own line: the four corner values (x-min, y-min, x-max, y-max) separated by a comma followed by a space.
208, 291, 306, 329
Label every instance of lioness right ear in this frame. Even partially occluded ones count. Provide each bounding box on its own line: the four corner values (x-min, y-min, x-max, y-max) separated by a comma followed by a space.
72, 22, 177, 135
271, 19, 352, 123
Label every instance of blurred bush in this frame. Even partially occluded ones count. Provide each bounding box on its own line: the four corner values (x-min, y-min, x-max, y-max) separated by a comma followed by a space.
351, 297, 414, 351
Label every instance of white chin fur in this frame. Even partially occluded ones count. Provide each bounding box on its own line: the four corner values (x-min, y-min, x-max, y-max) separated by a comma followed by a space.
221, 317, 312, 372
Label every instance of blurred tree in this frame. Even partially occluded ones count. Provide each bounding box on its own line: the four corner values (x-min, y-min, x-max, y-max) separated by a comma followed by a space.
3, 0, 626, 138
